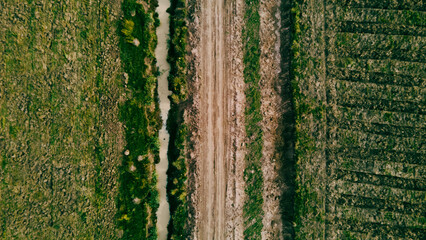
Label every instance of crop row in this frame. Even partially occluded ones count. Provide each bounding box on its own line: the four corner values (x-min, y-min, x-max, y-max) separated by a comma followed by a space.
337, 193, 425, 215
333, 79, 423, 103
328, 58, 425, 78
330, 42, 425, 63
339, 0, 425, 11
336, 95, 424, 114
336, 8, 425, 27
330, 146, 424, 165
331, 168, 425, 191
332, 105, 425, 129
332, 118, 423, 138
333, 180, 424, 206
336, 217, 425, 239
327, 67, 424, 87
332, 156, 424, 180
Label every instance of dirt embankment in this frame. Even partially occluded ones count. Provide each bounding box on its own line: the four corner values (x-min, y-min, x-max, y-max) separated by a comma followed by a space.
259, 0, 295, 239
259, 0, 285, 238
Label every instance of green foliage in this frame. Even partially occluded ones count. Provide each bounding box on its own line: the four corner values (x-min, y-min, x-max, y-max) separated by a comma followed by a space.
116, 0, 161, 239
167, 122, 188, 239
167, 0, 188, 104
166, 0, 189, 239
291, 0, 326, 238
121, 19, 135, 43
292, 0, 425, 239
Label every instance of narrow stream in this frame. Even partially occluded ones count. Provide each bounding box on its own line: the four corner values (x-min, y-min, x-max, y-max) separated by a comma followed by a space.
155, 0, 171, 239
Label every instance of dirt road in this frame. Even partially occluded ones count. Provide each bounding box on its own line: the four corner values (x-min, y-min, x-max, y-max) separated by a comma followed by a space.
187, 0, 245, 239
198, 0, 227, 238
187, 0, 285, 239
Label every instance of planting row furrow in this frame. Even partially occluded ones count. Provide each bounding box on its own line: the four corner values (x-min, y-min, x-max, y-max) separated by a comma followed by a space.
331, 168, 426, 191
331, 117, 425, 138
328, 156, 424, 180
336, 21, 426, 37
333, 180, 425, 204
330, 147, 424, 165
339, 0, 425, 12
327, 67, 425, 87
336, 194, 426, 215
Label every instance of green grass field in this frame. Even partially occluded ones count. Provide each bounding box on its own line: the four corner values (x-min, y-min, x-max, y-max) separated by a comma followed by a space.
0, 0, 125, 238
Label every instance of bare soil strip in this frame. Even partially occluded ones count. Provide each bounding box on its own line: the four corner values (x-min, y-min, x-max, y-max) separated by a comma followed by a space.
224, 0, 246, 239
198, 0, 227, 238
186, 0, 246, 239
259, 0, 285, 239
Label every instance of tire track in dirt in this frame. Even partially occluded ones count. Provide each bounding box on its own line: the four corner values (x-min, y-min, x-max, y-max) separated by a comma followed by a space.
187, 0, 248, 239
197, 0, 227, 239
224, 0, 245, 239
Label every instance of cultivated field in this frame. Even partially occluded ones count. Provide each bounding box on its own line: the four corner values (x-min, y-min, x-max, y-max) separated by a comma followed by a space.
292, 0, 425, 239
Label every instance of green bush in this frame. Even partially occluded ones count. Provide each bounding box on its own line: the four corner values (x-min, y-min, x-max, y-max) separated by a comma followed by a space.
166, 0, 189, 239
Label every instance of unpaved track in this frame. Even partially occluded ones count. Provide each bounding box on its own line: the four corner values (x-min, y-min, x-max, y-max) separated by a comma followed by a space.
191, 0, 246, 238
198, 0, 227, 239
189, 0, 288, 239
193, 0, 245, 238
